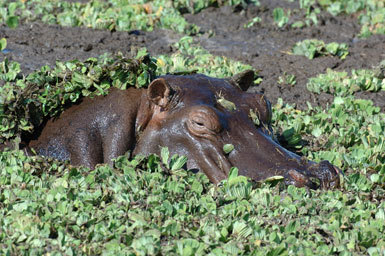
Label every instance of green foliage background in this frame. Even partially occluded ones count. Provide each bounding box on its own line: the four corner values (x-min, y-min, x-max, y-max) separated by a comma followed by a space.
1, 0, 385, 255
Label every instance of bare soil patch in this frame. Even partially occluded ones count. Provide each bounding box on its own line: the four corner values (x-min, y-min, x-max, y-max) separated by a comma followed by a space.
184, 1, 385, 110
0, 22, 180, 74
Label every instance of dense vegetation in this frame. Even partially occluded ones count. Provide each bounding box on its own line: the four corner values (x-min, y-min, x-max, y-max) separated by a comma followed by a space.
1, 0, 385, 255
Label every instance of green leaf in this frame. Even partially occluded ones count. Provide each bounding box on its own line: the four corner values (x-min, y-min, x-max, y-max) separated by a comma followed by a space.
333, 96, 345, 105
0, 38, 6, 51
273, 8, 289, 28
325, 42, 339, 55
232, 221, 252, 238
244, 16, 261, 28
292, 39, 348, 60
161, 147, 170, 168
249, 109, 260, 126
291, 21, 304, 28
264, 176, 284, 182
228, 167, 239, 180
217, 96, 236, 111
6, 16, 19, 28
136, 48, 149, 58
311, 126, 322, 137
370, 174, 380, 183
170, 155, 188, 171
223, 144, 234, 154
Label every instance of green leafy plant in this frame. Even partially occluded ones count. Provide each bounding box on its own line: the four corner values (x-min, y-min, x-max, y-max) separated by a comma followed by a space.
359, 3, 385, 37
273, 95, 384, 171
0, 0, 197, 34
173, 0, 260, 14
307, 68, 385, 95
273, 7, 289, 27
160, 147, 188, 171
317, 0, 385, 37
156, 36, 254, 78
292, 39, 349, 59
282, 0, 385, 36
1, 147, 384, 255
0, 1, 21, 28
0, 38, 6, 51
299, 0, 320, 26
244, 16, 261, 28
278, 72, 296, 86
0, 0, 261, 35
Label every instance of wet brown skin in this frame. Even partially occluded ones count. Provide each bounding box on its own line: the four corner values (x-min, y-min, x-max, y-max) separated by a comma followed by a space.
29, 71, 340, 189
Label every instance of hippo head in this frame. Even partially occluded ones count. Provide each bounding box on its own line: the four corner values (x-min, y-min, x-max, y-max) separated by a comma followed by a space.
133, 71, 340, 189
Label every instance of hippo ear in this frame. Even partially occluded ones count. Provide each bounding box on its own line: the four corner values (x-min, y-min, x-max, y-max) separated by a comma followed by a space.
228, 70, 255, 91
147, 78, 171, 108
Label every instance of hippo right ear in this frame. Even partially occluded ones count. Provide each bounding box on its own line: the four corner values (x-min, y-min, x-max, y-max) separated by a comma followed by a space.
147, 78, 171, 108
228, 70, 255, 91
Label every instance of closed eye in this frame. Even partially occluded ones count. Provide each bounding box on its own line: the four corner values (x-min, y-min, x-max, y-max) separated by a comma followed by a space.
194, 121, 204, 126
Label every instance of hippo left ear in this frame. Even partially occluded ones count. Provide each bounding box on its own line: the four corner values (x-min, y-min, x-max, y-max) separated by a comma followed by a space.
147, 78, 171, 108
228, 70, 255, 91
135, 78, 171, 134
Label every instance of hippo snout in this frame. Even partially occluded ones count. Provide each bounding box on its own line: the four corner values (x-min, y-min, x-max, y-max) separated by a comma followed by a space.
225, 120, 342, 190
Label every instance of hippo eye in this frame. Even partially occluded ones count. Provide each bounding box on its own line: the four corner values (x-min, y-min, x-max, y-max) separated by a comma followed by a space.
191, 117, 211, 130
191, 115, 207, 127
188, 107, 221, 137
194, 121, 204, 127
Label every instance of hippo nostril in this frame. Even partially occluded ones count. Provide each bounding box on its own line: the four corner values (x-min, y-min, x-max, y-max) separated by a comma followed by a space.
332, 165, 344, 176
284, 169, 318, 189
305, 160, 341, 189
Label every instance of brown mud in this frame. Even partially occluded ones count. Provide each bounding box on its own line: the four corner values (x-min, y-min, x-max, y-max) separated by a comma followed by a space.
1, 0, 384, 111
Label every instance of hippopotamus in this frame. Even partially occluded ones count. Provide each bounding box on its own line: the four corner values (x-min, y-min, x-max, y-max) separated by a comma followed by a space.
28, 70, 340, 189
